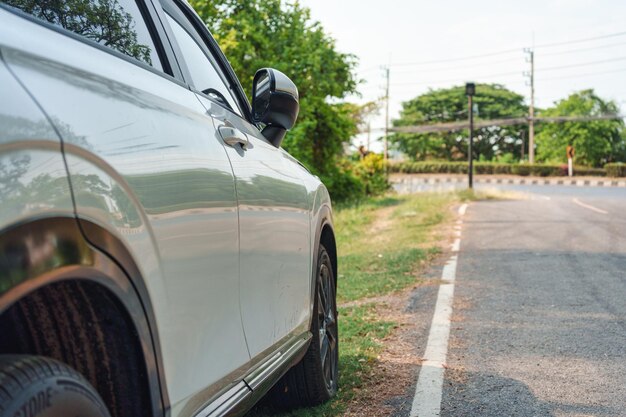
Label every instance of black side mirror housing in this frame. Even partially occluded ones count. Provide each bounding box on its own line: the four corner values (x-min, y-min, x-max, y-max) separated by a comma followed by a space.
251, 68, 299, 148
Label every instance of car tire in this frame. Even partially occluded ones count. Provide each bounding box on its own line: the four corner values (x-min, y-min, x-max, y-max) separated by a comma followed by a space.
266, 243, 338, 409
0, 355, 111, 417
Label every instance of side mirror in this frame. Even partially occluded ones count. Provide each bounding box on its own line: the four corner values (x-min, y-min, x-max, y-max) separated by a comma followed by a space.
251, 68, 299, 148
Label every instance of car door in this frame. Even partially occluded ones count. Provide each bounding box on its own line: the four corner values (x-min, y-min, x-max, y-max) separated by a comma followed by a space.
0, 0, 250, 412
218, 114, 313, 359
160, 1, 313, 360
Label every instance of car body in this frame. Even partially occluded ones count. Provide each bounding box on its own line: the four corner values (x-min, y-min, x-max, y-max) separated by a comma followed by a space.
0, 1, 338, 416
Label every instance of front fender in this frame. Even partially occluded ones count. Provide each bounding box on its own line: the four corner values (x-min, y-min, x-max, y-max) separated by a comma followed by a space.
307, 183, 335, 327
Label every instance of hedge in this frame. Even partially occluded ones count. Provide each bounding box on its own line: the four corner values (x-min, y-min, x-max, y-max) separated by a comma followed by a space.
390, 161, 608, 177
605, 163, 626, 177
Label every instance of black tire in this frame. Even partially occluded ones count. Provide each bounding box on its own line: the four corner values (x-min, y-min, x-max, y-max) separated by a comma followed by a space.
0, 355, 111, 417
267, 244, 338, 409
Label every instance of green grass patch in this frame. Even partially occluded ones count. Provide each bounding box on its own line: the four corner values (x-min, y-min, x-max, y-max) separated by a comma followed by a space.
335, 193, 455, 304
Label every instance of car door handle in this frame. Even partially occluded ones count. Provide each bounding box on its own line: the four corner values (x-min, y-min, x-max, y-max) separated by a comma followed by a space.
219, 126, 248, 149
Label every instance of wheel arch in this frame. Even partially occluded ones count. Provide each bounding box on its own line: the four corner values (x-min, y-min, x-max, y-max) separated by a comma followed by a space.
308, 200, 337, 328
0, 215, 168, 417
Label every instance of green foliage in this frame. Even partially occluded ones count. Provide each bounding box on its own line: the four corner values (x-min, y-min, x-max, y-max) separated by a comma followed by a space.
323, 159, 366, 202
352, 154, 389, 196
390, 161, 606, 177
324, 154, 390, 202
190, 0, 361, 200
536, 90, 625, 167
605, 162, 626, 177
391, 84, 528, 161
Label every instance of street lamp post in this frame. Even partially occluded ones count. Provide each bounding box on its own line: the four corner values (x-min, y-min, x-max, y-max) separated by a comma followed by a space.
466, 83, 475, 189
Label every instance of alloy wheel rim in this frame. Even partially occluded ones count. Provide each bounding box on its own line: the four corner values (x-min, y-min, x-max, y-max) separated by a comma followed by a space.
317, 254, 338, 392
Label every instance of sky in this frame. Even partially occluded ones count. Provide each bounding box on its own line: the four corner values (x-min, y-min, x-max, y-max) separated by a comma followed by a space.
298, 0, 626, 150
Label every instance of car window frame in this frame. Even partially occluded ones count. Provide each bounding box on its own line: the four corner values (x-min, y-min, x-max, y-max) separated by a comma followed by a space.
160, 8, 241, 115
157, 0, 255, 123
0, 0, 185, 85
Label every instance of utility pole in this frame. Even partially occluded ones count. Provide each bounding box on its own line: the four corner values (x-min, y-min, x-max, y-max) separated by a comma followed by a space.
466, 83, 475, 189
384, 66, 390, 162
367, 120, 371, 151
524, 49, 535, 164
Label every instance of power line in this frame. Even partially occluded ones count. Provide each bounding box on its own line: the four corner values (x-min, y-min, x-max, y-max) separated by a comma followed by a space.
536, 55, 626, 72
388, 56, 626, 87
537, 67, 626, 82
390, 48, 521, 67
536, 41, 626, 57
387, 30, 626, 68
534, 31, 626, 49
358, 65, 385, 74
386, 46, 626, 81
391, 70, 521, 87
392, 56, 523, 75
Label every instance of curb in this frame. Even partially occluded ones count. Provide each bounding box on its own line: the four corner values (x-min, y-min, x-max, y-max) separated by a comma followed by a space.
391, 176, 626, 188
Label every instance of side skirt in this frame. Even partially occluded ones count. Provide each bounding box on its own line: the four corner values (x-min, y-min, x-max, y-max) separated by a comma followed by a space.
196, 331, 312, 417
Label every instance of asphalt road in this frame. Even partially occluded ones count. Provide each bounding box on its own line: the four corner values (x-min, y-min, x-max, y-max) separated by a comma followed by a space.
440, 185, 626, 417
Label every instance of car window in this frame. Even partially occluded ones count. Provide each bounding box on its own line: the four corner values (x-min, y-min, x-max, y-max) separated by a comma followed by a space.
163, 12, 241, 115
2, 0, 162, 69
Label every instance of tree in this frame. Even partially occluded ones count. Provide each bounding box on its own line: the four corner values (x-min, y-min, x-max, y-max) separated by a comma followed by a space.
535, 90, 625, 167
390, 84, 528, 161
190, 0, 359, 198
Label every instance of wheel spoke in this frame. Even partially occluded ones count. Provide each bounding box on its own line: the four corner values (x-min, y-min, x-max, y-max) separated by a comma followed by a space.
330, 346, 337, 384
318, 290, 325, 318
327, 326, 337, 349
320, 333, 330, 366
319, 266, 329, 311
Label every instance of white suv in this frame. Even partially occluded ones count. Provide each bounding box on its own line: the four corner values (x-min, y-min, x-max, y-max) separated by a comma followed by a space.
0, 1, 338, 416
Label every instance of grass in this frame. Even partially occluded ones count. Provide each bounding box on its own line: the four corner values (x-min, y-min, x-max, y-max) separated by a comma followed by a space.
251, 192, 460, 416
336, 193, 455, 303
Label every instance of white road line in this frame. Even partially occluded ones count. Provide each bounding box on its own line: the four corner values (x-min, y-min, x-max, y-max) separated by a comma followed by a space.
410, 205, 465, 417
572, 198, 608, 214
410, 255, 458, 417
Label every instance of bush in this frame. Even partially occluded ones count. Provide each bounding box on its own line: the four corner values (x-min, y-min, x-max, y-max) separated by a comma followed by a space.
389, 161, 606, 177
575, 166, 606, 177
325, 154, 390, 202
353, 153, 390, 196
323, 162, 366, 203
605, 163, 626, 177
510, 164, 531, 176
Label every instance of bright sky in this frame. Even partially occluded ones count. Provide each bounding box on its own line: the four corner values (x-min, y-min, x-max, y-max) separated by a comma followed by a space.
299, 0, 626, 149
